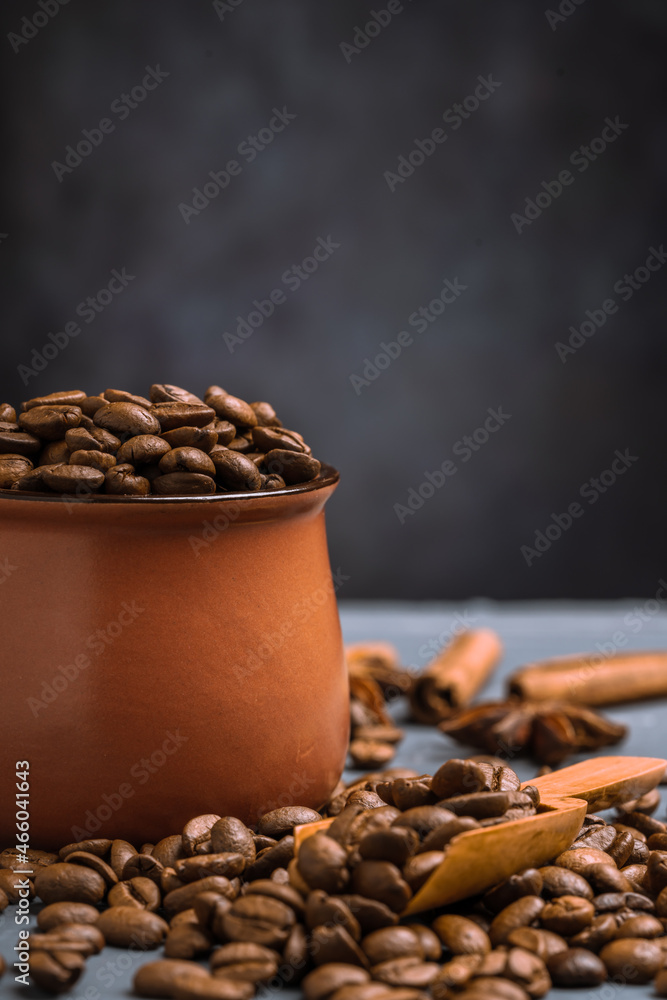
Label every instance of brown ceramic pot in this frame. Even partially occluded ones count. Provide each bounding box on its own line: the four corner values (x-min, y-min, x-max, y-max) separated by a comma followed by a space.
0, 467, 348, 849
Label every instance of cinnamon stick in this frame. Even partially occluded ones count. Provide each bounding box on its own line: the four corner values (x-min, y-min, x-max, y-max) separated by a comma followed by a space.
508, 651, 667, 707
410, 628, 503, 724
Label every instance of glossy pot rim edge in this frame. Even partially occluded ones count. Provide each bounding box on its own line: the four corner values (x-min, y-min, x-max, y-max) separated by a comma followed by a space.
0, 462, 339, 506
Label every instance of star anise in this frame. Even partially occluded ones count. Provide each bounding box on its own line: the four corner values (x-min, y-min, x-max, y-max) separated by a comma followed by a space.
438, 698, 627, 765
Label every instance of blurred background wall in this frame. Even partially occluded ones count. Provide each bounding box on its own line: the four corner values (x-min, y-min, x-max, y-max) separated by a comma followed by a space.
0, 0, 665, 600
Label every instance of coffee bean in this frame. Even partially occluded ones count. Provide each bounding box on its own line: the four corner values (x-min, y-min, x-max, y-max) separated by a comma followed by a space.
249, 401, 281, 427
0, 848, 59, 872
402, 851, 445, 892
505, 928, 567, 962
68, 448, 118, 475
648, 850, 667, 894
0, 870, 34, 902
221, 894, 295, 948
258, 806, 323, 840
264, 449, 321, 484
260, 473, 285, 490
164, 876, 236, 914
420, 817, 479, 853
122, 853, 164, 883
455, 976, 529, 1000
210, 818, 256, 864
134, 959, 209, 998
213, 420, 237, 445
648, 833, 667, 852
306, 891, 360, 939
108, 877, 161, 910
29, 948, 86, 993
45, 922, 105, 954
621, 811, 667, 837
338, 895, 399, 934
96, 907, 169, 948
297, 834, 350, 894
252, 426, 309, 454
613, 914, 664, 938
205, 388, 257, 428
105, 464, 151, 495
165, 921, 214, 959
117, 434, 172, 465
349, 740, 397, 769
483, 870, 544, 913
585, 862, 633, 894
476, 763, 522, 792
162, 427, 218, 452
392, 806, 456, 837
102, 389, 150, 408
0, 428, 41, 456
172, 976, 255, 999
152, 836, 187, 869
65, 851, 118, 887
60, 840, 112, 862
310, 924, 369, 967
0, 454, 33, 488
0, 403, 16, 420
370, 957, 440, 988
432, 915, 491, 955
34, 863, 106, 905
210, 449, 262, 491
151, 384, 205, 405
153, 472, 217, 495
573, 823, 617, 852
554, 848, 615, 874
210, 941, 279, 982
94, 401, 161, 437
380, 778, 433, 812
606, 830, 635, 867
546, 948, 606, 987
159, 447, 216, 476
41, 463, 106, 493
540, 895, 595, 935
244, 835, 295, 881
489, 897, 546, 947
37, 901, 100, 931
351, 861, 412, 913
149, 403, 217, 432
175, 853, 246, 882
77, 395, 105, 417
439, 791, 533, 820
430, 760, 486, 799
358, 827, 420, 867
108, 839, 138, 878
19, 404, 82, 440
302, 963, 371, 1000
599, 937, 662, 982
23, 390, 86, 411
570, 913, 618, 951
361, 927, 423, 966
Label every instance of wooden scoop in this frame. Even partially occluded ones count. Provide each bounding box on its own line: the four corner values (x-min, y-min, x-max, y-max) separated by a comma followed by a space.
294, 756, 666, 916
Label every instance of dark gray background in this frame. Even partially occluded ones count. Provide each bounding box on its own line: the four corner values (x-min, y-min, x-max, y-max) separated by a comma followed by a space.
0, 0, 665, 599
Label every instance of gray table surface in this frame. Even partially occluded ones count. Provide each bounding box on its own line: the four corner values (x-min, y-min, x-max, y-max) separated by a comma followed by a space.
2, 600, 667, 999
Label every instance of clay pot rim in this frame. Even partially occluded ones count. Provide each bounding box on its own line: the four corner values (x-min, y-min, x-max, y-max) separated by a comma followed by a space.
0, 462, 339, 505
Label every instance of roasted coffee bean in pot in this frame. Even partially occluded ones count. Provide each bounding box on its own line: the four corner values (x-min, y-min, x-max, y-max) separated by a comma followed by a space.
162, 426, 218, 452
19, 404, 82, 440
205, 388, 257, 428
0, 428, 41, 455
153, 472, 217, 496
210, 449, 262, 491
42, 463, 106, 493
159, 446, 216, 476
117, 434, 172, 465
0, 454, 33, 488
94, 401, 161, 437
69, 449, 117, 472
264, 449, 321, 484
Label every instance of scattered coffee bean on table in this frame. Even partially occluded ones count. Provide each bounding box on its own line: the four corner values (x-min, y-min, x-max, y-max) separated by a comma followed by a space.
6, 755, 664, 998
0, 384, 322, 497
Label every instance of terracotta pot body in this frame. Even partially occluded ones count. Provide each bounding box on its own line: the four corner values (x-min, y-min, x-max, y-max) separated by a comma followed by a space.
0, 468, 348, 849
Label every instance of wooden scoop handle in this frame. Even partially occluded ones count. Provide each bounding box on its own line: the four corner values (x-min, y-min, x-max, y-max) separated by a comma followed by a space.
524, 756, 666, 813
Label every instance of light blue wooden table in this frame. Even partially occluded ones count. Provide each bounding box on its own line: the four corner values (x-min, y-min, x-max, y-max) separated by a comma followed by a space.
2, 601, 666, 999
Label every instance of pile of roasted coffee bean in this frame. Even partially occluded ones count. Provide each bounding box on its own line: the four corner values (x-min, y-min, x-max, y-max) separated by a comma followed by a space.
0, 384, 321, 496
2, 760, 667, 999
